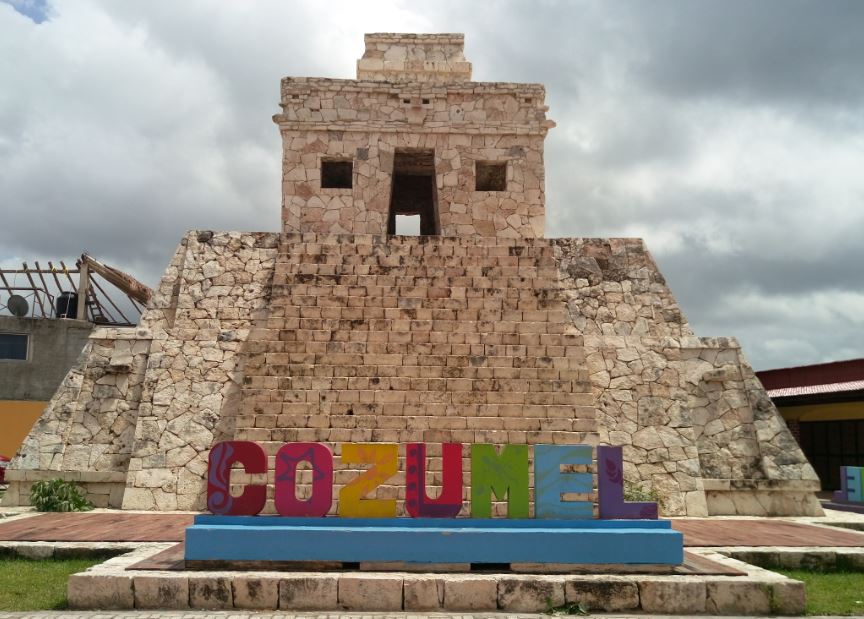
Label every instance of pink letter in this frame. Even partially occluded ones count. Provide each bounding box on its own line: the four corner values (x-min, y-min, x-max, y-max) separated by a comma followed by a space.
274, 442, 334, 517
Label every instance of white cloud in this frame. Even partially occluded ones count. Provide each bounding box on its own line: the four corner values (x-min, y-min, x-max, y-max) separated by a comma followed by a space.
1, 0, 862, 369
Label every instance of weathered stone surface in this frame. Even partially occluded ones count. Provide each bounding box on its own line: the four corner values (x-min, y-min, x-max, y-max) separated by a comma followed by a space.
443, 576, 498, 610
232, 576, 279, 609
337, 575, 403, 611
68, 574, 133, 610
498, 577, 564, 612
279, 575, 338, 610
706, 580, 771, 615
403, 576, 444, 610
769, 579, 806, 615
639, 578, 707, 614
565, 578, 639, 611
133, 575, 189, 609
189, 576, 233, 609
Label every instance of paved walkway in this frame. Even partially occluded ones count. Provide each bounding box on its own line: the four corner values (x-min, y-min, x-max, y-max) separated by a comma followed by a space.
2, 512, 864, 547
0, 613, 851, 619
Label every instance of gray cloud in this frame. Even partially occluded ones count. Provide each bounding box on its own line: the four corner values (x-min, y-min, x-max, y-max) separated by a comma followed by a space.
1, 0, 862, 369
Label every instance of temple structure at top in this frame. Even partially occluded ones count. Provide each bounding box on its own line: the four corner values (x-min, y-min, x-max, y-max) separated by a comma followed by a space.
2, 34, 824, 519
276, 33, 552, 238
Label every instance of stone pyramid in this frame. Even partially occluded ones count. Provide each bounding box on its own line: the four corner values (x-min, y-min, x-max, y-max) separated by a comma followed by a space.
3, 34, 822, 517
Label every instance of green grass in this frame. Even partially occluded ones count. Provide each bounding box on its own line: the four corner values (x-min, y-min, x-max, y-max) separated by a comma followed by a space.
774, 568, 864, 616
0, 557, 99, 611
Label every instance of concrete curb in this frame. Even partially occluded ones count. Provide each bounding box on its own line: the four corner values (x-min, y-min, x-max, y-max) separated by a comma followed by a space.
59, 546, 805, 614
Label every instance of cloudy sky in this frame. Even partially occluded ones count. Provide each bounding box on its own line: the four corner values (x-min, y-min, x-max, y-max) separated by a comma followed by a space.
1, 0, 862, 370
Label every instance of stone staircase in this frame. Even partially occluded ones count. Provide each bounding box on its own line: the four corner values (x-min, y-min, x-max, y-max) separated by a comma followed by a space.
233, 233, 596, 515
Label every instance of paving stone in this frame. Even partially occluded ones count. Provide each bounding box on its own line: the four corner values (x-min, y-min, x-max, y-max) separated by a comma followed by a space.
232, 576, 279, 610
188, 576, 233, 609
442, 576, 498, 611
639, 578, 707, 614
497, 577, 564, 612
15, 544, 54, 559
769, 579, 807, 615
67, 573, 134, 610
402, 576, 444, 610
278, 575, 338, 610
133, 575, 190, 609
706, 579, 771, 614
337, 574, 403, 611
564, 578, 639, 611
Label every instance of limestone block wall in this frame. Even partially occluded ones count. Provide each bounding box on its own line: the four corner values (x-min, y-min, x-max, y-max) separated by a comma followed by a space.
555, 238, 693, 337
278, 128, 546, 238
3, 230, 822, 517
553, 239, 822, 516
356, 33, 472, 82
121, 231, 279, 510
4, 328, 150, 508
233, 234, 596, 517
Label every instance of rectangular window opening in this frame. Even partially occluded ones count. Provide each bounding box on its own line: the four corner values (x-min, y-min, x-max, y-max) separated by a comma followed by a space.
476, 161, 507, 192
321, 159, 353, 189
0, 333, 28, 361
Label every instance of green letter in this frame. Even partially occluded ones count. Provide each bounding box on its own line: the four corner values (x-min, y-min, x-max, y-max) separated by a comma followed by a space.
470, 444, 529, 518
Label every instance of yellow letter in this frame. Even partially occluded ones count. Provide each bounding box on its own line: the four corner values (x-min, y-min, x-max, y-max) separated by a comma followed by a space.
339, 443, 398, 517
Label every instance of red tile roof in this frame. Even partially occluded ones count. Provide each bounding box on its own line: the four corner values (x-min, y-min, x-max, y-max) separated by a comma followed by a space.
766, 379, 864, 398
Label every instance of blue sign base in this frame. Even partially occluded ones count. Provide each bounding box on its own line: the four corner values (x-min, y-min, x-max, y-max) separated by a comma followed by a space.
185, 516, 684, 565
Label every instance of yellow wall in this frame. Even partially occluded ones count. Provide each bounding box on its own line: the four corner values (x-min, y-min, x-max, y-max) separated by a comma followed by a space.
0, 400, 45, 459
778, 400, 864, 423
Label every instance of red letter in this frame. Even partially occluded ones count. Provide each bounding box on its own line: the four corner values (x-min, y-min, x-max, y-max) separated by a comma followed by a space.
207, 441, 267, 516
274, 443, 334, 517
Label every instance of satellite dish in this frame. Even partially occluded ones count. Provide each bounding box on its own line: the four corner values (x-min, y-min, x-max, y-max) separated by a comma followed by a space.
7, 294, 29, 317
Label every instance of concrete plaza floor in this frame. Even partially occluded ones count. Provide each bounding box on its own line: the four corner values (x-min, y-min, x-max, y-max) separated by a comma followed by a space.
1, 508, 863, 615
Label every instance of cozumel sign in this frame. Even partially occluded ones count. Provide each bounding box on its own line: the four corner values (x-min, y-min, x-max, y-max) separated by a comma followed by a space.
184, 442, 684, 566
205, 441, 657, 520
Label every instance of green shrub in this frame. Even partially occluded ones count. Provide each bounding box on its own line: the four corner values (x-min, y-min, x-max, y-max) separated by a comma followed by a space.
29, 479, 93, 512
624, 480, 666, 511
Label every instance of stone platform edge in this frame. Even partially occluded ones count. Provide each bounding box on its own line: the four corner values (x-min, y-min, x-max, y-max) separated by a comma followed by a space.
65, 544, 804, 614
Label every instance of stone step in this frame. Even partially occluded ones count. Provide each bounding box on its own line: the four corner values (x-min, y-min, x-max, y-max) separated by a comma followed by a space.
266, 299, 565, 317
237, 406, 595, 425
277, 250, 557, 263
240, 389, 587, 407
277, 253, 558, 267
248, 344, 583, 361
277, 253, 556, 268
273, 266, 560, 281
251, 327, 573, 346
238, 408, 594, 429
242, 375, 586, 392
67, 546, 805, 614
279, 233, 561, 249
268, 296, 563, 313
236, 427, 597, 446
243, 360, 587, 378
238, 399, 594, 419
271, 283, 563, 300
260, 306, 568, 323
236, 415, 596, 440
243, 353, 585, 370
235, 415, 597, 433
253, 332, 583, 346
249, 319, 567, 336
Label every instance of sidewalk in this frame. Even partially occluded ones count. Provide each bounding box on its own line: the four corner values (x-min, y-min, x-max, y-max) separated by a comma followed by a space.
0, 612, 858, 619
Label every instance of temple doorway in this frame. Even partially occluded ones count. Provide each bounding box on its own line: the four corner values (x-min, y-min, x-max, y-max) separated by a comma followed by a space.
387, 149, 439, 235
